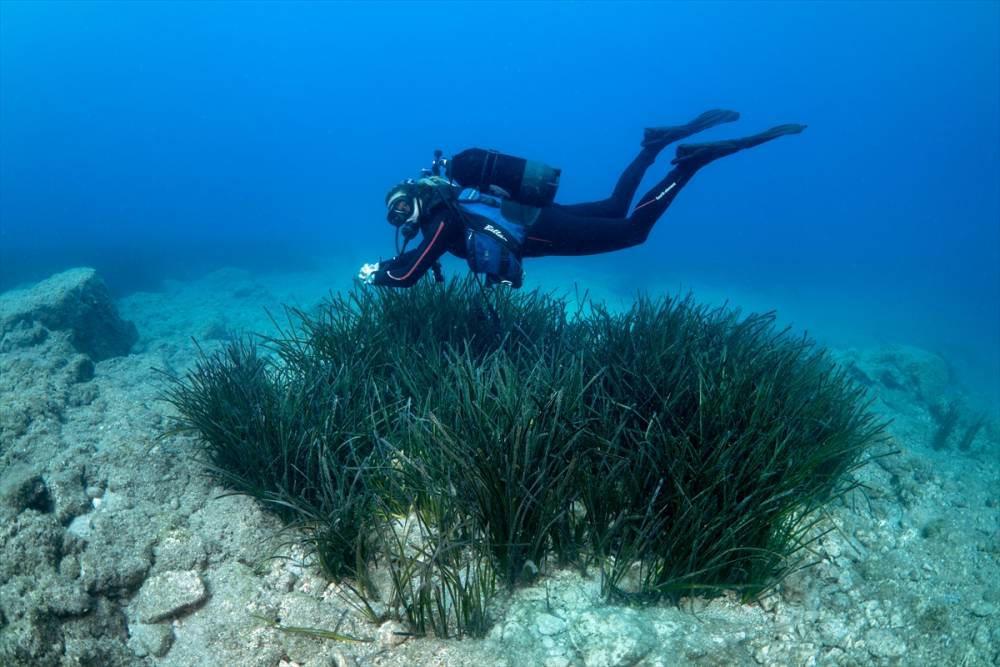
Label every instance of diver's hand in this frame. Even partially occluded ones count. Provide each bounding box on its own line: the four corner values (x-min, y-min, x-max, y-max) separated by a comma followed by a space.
357, 262, 379, 285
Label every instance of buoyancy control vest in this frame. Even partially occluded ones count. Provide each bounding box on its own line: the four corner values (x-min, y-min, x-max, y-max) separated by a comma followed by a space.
457, 188, 538, 288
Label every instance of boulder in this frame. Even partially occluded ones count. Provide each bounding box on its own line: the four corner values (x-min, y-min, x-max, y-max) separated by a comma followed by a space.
0, 268, 137, 360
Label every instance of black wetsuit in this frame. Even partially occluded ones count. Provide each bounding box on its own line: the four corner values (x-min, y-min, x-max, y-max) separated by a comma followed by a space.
371, 143, 697, 287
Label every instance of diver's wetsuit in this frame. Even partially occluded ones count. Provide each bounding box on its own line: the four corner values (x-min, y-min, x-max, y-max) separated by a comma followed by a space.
371, 144, 690, 287
371, 119, 805, 287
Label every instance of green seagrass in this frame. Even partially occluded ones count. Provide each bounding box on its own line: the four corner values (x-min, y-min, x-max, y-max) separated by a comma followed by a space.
162, 277, 888, 638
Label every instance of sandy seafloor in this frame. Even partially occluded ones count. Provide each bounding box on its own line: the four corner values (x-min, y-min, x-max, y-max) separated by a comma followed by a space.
1, 264, 998, 667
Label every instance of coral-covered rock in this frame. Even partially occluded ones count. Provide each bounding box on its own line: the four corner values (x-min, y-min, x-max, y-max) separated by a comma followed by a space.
0, 267, 138, 360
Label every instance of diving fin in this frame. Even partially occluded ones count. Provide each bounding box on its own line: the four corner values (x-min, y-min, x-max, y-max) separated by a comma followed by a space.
671, 123, 807, 167
641, 109, 741, 151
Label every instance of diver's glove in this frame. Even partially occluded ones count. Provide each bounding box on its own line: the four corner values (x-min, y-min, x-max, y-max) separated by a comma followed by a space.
357, 262, 379, 285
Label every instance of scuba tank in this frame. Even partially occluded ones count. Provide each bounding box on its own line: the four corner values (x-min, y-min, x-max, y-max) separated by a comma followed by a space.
446, 148, 561, 207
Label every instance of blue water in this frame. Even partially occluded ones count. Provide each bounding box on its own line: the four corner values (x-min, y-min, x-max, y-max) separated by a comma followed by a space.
1, 1, 998, 401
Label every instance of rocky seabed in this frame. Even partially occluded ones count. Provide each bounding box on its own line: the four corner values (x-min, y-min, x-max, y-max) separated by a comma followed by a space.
1, 269, 998, 666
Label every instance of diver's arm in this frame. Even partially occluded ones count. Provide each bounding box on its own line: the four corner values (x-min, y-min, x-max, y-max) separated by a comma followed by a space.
371, 217, 452, 288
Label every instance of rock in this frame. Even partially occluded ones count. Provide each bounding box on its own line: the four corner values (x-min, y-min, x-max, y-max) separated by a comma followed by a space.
818, 616, 850, 646
66, 353, 95, 383
46, 469, 91, 524
311, 648, 359, 667
921, 518, 949, 540
66, 514, 94, 540
152, 529, 210, 572
154, 561, 285, 667
865, 628, 907, 659
0, 319, 48, 351
59, 554, 82, 580
330, 649, 358, 667
0, 267, 138, 360
185, 493, 283, 567
969, 601, 996, 618
0, 465, 50, 516
568, 607, 655, 667
536, 613, 567, 636
130, 570, 208, 623
3, 571, 91, 619
0, 330, 85, 449
58, 597, 135, 666
128, 622, 175, 658
46, 579, 93, 617
278, 592, 362, 665
973, 623, 991, 649
79, 511, 153, 595
0, 399, 32, 442
67, 381, 99, 407
0, 513, 63, 580
377, 620, 410, 648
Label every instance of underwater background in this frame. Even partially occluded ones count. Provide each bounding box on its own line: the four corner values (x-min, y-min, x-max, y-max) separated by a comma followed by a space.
3, 3, 1000, 665
1, 0, 998, 400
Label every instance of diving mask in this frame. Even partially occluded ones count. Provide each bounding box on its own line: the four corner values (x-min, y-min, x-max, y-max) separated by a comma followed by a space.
386, 194, 416, 226
386, 189, 421, 240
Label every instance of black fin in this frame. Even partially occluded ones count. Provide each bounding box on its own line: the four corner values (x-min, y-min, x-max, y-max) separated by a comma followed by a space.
642, 109, 741, 150
671, 123, 807, 167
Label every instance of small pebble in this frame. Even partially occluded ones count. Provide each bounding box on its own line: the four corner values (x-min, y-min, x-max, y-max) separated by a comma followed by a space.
377, 620, 409, 648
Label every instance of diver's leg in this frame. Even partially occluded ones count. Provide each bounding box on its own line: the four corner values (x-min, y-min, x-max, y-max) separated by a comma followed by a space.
629, 124, 807, 232
523, 206, 646, 257
557, 109, 740, 218
552, 148, 657, 218
528, 160, 710, 257
525, 123, 807, 257
525, 167, 700, 256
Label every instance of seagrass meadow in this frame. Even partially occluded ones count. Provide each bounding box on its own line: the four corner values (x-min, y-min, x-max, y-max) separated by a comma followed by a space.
163, 278, 889, 638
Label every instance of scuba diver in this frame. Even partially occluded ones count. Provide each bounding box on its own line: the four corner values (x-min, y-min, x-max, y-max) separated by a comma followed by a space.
359, 110, 805, 289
